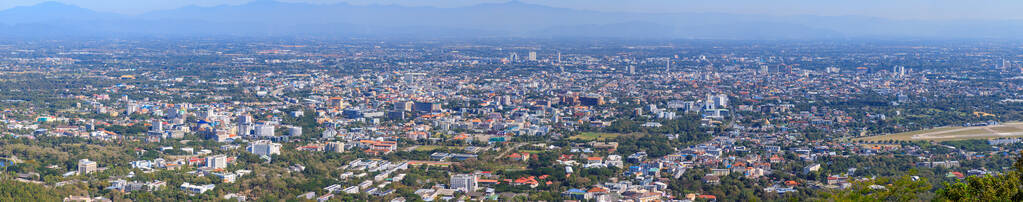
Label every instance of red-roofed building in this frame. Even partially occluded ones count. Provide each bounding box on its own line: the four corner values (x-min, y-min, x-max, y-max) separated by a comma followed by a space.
513, 176, 539, 187
587, 187, 608, 193
508, 153, 531, 161
785, 180, 799, 186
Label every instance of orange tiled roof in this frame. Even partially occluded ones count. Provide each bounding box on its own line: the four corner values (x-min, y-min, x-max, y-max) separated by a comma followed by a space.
587, 187, 608, 193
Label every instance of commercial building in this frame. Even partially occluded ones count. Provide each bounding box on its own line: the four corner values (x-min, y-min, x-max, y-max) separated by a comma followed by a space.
248, 140, 282, 156
78, 159, 98, 175
450, 174, 477, 193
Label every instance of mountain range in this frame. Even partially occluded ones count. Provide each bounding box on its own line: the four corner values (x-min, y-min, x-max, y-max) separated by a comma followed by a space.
2, 0, 1022, 39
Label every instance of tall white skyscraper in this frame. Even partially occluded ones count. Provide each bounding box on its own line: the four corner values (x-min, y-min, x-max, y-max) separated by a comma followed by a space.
892, 65, 905, 77
528, 51, 537, 61
665, 60, 671, 73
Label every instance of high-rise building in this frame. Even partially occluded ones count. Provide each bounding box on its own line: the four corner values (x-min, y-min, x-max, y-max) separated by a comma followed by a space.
892, 65, 905, 77
126, 102, 137, 114
322, 127, 337, 139
528, 51, 537, 61
238, 114, 253, 125
326, 142, 345, 153
704, 95, 716, 110
78, 159, 98, 175
501, 95, 512, 106
255, 123, 275, 137
716, 94, 729, 108
1005, 59, 1013, 69
665, 60, 671, 73
151, 120, 164, 132
237, 124, 252, 136
450, 174, 477, 192
579, 96, 605, 106
289, 126, 302, 137
395, 101, 413, 111
414, 102, 442, 112
206, 155, 227, 169
248, 140, 282, 156
706, 93, 729, 109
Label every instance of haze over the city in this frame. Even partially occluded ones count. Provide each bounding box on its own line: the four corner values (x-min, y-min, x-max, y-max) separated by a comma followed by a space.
3, 0, 1023, 39
3, 0, 1023, 20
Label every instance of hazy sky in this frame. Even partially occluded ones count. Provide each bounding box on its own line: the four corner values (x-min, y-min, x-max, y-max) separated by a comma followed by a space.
2, 0, 1022, 20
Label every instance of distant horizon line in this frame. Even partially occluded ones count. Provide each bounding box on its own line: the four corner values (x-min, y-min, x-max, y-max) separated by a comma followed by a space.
1, 0, 1016, 22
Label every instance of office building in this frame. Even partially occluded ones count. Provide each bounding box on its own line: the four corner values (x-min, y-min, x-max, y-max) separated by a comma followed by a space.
326, 142, 345, 153
78, 159, 98, 175
450, 174, 477, 193
206, 155, 228, 169
255, 123, 275, 137
248, 140, 282, 156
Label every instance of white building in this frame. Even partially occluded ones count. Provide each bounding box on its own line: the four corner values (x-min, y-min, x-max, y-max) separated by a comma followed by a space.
255, 123, 275, 137
206, 155, 228, 169
78, 159, 98, 175
152, 120, 164, 132
326, 142, 345, 153
289, 126, 303, 137
449, 174, 477, 193
248, 140, 282, 156
180, 182, 215, 194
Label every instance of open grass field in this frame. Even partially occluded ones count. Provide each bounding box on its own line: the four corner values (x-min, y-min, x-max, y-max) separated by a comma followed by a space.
568, 132, 637, 141
855, 122, 1023, 142
518, 150, 543, 154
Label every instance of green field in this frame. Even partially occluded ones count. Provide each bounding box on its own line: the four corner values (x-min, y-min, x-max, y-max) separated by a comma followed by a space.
518, 150, 543, 154
568, 132, 635, 141
413, 145, 460, 151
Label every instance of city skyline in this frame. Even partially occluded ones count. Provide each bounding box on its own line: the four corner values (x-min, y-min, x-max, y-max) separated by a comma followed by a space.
1, 1, 1023, 201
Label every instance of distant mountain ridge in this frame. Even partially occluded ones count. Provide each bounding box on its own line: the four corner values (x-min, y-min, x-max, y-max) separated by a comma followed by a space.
2, 0, 1023, 39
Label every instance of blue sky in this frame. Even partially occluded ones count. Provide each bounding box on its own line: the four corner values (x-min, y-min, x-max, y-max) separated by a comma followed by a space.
2, 0, 1022, 20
